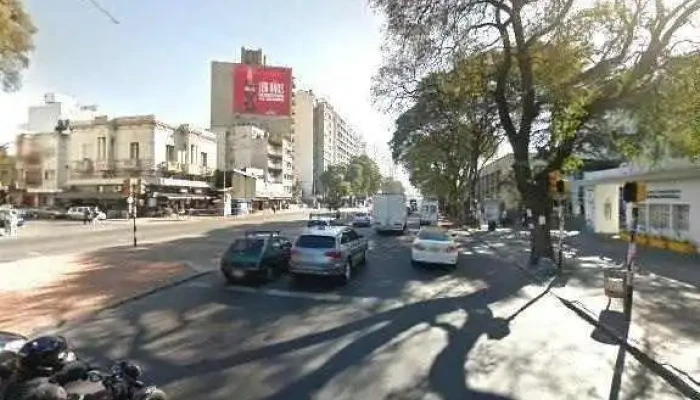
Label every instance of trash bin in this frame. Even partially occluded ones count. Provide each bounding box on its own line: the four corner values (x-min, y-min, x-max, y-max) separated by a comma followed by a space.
603, 268, 630, 298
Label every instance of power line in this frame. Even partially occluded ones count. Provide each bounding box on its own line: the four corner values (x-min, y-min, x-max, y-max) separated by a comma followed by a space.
81, 0, 120, 24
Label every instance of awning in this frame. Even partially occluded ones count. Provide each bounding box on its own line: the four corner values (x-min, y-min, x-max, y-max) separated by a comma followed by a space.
153, 194, 212, 201
55, 192, 124, 200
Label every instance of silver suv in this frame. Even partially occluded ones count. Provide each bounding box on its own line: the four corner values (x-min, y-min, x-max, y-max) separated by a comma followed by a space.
290, 226, 369, 283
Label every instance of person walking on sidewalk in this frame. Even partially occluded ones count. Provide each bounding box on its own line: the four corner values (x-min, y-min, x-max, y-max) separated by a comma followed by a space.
83, 208, 89, 225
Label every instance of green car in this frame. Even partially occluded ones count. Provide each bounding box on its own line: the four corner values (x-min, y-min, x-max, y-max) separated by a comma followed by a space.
220, 231, 293, 283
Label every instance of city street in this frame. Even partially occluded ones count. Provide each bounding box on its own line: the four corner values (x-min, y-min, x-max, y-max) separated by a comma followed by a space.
27, 217, 685, 400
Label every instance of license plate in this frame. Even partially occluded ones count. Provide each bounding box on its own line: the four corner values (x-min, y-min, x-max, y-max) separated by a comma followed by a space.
232, 270, 245, 278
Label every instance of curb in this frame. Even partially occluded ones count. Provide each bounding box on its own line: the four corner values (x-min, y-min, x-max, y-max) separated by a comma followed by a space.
31, 269, 214, 336
471, 232, 700, 398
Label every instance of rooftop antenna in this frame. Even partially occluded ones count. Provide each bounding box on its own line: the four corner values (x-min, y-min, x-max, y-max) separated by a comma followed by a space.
82, 0, 120, 24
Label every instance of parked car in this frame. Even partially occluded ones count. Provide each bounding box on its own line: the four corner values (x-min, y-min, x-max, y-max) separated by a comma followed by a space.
0, 208, 25, 228
66, 206, 106, 220
33, 207, 68, 220
411, 227, 459, 268
290, 226, 368, 284
351, 212, 373, 227
220, 231, 293, 283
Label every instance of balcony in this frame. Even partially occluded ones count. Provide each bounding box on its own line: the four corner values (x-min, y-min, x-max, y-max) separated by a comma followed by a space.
268, 160, 283, 171
267, 145, 283, 157
166, 161, 183, 172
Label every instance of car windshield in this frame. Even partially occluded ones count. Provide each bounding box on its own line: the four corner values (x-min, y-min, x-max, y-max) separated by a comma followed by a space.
296, 235, 336, 249
355, 213, 368, 217
226, 239, 265, 255
418, 230, 449, 241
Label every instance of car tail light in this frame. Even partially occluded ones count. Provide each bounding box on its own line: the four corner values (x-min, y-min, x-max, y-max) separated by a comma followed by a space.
325, 250, 342, 260
445, 245, 458, 253
413, 243, 426, 251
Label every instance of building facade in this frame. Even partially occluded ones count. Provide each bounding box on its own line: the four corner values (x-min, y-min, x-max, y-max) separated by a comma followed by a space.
13, 114, 217, 214
26, 93, 98, 133
218, 125, 294, 203
14, 131, 70, 207
312, 100, 365, 193
579, 158, 700, 250
293, 90, 316, 199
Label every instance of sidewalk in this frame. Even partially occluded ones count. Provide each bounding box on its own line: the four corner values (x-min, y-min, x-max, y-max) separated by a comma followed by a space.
472, 228, 700, 391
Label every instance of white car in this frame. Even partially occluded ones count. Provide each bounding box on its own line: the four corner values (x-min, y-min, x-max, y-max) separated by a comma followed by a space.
411, 227, 459, 268
66, 206, 106, 221
351, 212, 373, 227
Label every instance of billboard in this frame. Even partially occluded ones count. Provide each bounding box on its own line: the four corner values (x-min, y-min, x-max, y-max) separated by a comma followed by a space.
233, 64, 292, 116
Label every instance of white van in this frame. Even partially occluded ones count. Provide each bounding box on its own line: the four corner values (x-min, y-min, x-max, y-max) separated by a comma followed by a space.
419, 201, 439, 226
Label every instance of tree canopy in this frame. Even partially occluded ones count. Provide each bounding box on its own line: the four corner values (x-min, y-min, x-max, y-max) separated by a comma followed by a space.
0, 0, 36, 92
372, 0, 700, 261
390, 54, 502, 221
318, 155, 384, 207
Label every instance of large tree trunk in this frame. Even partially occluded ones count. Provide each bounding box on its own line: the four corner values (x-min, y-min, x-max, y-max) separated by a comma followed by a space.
523, 177, 555, 265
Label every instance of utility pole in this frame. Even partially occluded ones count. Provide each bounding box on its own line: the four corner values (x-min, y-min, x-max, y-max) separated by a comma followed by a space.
622, 181, 646, 311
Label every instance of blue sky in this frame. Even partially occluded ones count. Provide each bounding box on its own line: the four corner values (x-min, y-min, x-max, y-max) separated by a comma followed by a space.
0, 0, 392, 150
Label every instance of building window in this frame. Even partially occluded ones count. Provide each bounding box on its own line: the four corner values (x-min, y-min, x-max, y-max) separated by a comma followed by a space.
636, 204, 647, 231
166, 145, 175, 162
672, 204, 690, 231
649, 203, 670, 230
97, 137, 106, 160
44, 170, 55, 181
129, 142, 140, 160
190, 145, 196, 164
201, 152, 207, 167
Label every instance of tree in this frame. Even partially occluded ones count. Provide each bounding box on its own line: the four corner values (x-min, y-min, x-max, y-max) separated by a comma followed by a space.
391, 55, 502, 223
380, 178, 405, 194
348, 155, 383, 197
0, 0, 36, 92
372, 0, 700, 263
318, 165, 347, 209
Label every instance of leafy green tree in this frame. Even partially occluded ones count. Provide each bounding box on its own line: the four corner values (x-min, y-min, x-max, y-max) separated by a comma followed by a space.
372, 0, 700, 262
348, 155, 383, 197
380, 178, 405, 194
391, 55, 502, 222
0, 0, 36, 91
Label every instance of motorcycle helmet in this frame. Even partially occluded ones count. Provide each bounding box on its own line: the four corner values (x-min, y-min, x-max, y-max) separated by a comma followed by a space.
16, 335, 70, 376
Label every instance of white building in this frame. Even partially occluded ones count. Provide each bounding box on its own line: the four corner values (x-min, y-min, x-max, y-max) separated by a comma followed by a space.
218, 125, 294, 201
312, 100, 365, 193
293, 90, 315, 199
579, 158, 700, 250
57, 115, 216, 211
26, 93, 98, 133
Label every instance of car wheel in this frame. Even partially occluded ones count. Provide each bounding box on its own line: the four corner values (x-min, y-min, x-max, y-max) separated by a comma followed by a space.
340, 259, 352, 284
222, 271, 236, 285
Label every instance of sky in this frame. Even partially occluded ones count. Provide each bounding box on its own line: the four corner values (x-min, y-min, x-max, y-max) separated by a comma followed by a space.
0, 0, 396, 157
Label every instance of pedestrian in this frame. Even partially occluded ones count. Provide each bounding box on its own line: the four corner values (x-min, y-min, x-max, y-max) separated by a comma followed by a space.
83, 208, 89, 225
9, 211, 18, 238
272, 204, 276, 215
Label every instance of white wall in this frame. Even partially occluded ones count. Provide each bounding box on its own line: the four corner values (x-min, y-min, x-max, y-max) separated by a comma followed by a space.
294, 91, 315, 197
153, 125, 175, 166
627, 179, 700, 244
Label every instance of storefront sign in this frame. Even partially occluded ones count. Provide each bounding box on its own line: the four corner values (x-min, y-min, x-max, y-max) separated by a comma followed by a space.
647, 189, 681, 199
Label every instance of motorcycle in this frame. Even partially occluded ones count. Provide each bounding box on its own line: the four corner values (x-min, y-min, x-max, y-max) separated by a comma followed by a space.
0, 332, 166, 400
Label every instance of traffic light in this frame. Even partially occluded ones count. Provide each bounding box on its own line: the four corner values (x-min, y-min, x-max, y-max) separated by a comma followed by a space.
555, 179, 570, 194
548, 171, 560, 193
623, 181, 647, 203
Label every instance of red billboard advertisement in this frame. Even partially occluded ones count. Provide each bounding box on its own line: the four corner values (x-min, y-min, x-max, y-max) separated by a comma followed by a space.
232, 65, 292, 116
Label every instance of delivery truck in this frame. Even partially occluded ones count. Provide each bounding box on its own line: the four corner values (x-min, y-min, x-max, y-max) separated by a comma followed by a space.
373, 193, 408, 234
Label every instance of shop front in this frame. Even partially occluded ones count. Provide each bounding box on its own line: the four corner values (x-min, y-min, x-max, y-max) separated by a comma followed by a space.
580, 161, 700, 252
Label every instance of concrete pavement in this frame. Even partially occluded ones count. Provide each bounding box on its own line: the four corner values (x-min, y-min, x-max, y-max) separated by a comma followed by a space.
36, 220, 688, 399
472, 228, 700, 397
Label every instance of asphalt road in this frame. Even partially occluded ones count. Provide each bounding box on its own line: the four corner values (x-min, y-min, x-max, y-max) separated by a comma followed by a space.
46, 217, 686, 400
0, 212, 308, 263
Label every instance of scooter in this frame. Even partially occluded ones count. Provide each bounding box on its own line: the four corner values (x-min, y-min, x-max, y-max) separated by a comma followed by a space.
0, 332, 166, 400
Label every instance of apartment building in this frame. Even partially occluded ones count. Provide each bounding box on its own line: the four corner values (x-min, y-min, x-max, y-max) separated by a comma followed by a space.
475, 153, 525, 215
26, 93, 98, 133
218, 125, 294, 203
312, 100, 365, 194
51, 115, 217, 213
14, 131, 70, 207
293, 90, 315, 198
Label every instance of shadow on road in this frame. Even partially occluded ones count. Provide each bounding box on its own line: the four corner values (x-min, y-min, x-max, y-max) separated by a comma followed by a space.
61, 232, 543, 399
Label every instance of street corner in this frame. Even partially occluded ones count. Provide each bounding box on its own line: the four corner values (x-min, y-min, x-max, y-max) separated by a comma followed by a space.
0, 251, 194, 336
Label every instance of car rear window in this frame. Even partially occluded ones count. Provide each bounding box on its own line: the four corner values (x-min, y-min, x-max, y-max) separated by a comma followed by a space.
418, 230, 449, 241
296, 235, 336, 249
226, 239, 265, 256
